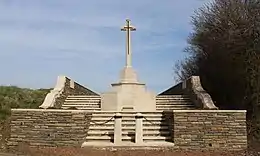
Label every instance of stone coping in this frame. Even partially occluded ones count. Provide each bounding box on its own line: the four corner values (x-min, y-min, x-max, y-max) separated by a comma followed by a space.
81, 141, 175, 147
11, 109, 246, 113
173, 110, 246, 113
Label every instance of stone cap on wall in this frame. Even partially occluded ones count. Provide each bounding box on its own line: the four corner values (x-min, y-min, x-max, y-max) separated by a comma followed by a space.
11, 109, 246, 113
39, 75, 99, 109
158, 76, 218, 110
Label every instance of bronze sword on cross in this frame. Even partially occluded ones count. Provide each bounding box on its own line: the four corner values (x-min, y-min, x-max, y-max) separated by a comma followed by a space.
121, 19, 136, 67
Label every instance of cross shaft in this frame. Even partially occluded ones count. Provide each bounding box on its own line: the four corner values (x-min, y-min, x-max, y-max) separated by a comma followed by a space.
121, 19, 136, 67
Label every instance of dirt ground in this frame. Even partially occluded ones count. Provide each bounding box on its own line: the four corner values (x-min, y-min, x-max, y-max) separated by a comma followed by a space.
0, 146, 259, 156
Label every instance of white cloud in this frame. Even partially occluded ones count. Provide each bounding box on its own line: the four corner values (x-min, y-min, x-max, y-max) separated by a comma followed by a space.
0, 0, 206, 92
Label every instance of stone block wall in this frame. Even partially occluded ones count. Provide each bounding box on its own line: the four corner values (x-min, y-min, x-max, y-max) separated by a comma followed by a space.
172, 110, 247, 150
7, 109, 247, 151
8, 109, 92, 148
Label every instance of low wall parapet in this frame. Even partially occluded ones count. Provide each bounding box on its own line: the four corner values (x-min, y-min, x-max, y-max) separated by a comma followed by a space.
8, 109, 92, 148
7, 109, 247, 151
171, 110, 247, 150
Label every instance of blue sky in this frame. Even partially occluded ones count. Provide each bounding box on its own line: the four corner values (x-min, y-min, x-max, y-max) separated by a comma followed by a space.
0, 0, 207, 94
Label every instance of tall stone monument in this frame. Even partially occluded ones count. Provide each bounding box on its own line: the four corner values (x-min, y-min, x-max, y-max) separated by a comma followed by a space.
101, 19, 156, 111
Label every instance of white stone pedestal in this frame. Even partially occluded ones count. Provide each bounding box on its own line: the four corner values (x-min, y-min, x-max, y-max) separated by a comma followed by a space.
101, 67, 156, 112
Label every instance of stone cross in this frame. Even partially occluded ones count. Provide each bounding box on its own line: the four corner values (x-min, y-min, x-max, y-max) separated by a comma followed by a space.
121, 19, 136, 67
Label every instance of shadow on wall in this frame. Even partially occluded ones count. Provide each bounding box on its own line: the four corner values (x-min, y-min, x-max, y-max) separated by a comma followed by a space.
162, 111, 174, 143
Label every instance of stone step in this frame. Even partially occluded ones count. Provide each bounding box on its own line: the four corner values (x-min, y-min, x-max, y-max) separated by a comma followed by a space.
89, 121, 168, 125
65, 100, 101, 102
61, 107, 101, 110
156, 96, 190, 98
91, 116, 166, 119
64, 100, 100, 103
156, 101, 192, 104
156, 107, 195, 110
89, 126, 169, 130
89, 123, 168, 127
91, 113, 165, 117
66, 97, 101, 101
63, 104, 100, 106
66, 96, 101, 98
156, 108, 194, 110
90, 118, 168, 122
66, 97, 101, 99
156, 106, 196, 110
156, 107, 196, 110
65, 100, 100, 102
87, 131, 170, 136
156, 98, 190, 101
62, 107, 100, 109
88, 131, 170, 135
86, 136, 171, 141
143, 136, 172, 141
66, 98, 101, 100
156, 101, 191, 103
74, 108, 101, 111
62, 107, 101, 110
67, 95, 101, 97
156, 102, 192, 104
156, 104, 194, 107
91, 117, 166, 121
89, 126, 169, 133
64, 103, 100, 105
156, 95, 190, 97
92, 112, 165, 114
156, 98, 191, 100
62, 105, 100, 108
89, 121, 168, 124
156, 100, 190, 102
156, 104, 193, 106
63, 103, 100, 106
86, 136, 113, 140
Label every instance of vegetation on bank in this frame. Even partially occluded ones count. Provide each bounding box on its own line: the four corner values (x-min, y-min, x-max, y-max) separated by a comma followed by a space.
175, 0, 260, 143
0, 86, 51, 120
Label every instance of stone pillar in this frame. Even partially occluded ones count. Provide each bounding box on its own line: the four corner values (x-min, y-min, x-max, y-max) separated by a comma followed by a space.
114, 113, 122, 144
135, 113, 143, 144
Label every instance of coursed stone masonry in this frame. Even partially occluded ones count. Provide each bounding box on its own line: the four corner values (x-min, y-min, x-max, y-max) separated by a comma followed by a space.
172, 110, 247, 150
8, 109, 92, 148
7, 109, 247, 151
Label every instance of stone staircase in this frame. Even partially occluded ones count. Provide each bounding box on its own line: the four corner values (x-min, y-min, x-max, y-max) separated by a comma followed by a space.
61, 95, 101, 110
62, 95, 196, 111
156, 95, 197, 110
85, 112, 172, 143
